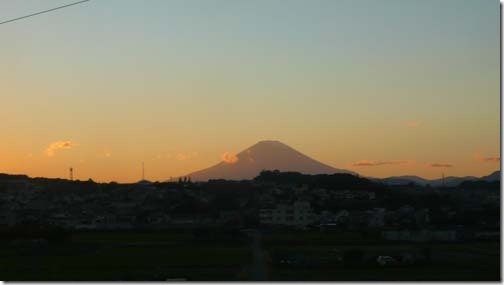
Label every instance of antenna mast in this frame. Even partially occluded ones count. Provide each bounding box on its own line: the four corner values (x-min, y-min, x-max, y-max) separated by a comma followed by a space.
69, 167, 73, 181
142, 162, 145, 181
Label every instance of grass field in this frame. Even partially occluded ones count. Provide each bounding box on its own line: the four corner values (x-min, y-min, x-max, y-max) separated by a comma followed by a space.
262, 231, 500, 281
0, 231, 252, 281
0, 230, 499, 281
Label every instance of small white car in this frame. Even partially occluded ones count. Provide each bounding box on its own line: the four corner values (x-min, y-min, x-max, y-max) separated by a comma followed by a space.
377, 255, 397, 266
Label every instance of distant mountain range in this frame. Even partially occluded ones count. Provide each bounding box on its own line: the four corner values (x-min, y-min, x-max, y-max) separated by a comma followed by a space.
0, 138, 499, 187
372, 170, 501, 187
183, 139, 500, 186
186, 140, 356, 181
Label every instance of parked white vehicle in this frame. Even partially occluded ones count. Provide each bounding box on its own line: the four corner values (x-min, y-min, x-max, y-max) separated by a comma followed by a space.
377, 255, 397, 266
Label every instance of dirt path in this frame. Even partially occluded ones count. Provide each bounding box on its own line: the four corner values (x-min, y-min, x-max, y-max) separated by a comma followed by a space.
248, 230, 268, 281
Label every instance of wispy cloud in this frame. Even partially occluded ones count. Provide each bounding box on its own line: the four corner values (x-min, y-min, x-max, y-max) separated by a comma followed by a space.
479, 156, 500, 162
45, 140, 75, 157
474, 152, 500, 163
176, 152, 198, 161
152, 153, 173, 161
428, 163, 453, 168
406, 121, 420, 127
221, 152, 239, 164
481, 156, 500, 162
351, 160, 410, 167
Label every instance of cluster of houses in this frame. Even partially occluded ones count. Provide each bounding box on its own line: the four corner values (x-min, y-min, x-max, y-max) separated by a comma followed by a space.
260, 187, 376, 204
259, 201, 430, 230
381, 229, 458, 242
259, 201, 316, 227
0, 175, 499, 241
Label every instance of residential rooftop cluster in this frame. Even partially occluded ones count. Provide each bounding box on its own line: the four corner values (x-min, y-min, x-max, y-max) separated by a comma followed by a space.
0, 171, 499, 242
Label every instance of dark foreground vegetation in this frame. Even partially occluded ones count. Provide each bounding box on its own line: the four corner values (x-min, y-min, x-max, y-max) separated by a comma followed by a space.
0, 227, 499, 281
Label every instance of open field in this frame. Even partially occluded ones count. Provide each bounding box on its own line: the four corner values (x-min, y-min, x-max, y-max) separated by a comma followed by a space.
0, 231, 252, 281
0, 230, 499, 281
262, 231, 500, 281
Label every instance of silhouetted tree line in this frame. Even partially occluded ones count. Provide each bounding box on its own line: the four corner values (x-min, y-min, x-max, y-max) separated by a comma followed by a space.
457, 180, 500, 190
254, 170, 386, 191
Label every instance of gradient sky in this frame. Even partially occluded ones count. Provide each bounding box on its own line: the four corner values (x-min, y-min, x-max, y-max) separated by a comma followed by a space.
0, 0, 500, 182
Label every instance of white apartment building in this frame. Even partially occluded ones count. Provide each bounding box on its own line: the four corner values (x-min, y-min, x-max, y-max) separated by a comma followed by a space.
260, 201, 317, 227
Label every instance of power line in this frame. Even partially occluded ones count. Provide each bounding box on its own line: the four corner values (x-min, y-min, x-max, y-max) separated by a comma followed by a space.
0, 0, 90, 25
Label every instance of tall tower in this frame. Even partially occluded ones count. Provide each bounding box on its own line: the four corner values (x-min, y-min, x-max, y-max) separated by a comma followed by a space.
69, 167, 73, 181
142, 162, 145, 181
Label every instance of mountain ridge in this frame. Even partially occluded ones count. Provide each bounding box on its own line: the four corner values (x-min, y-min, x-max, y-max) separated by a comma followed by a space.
372, 170, 500, 187
185, 140, 356, 181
